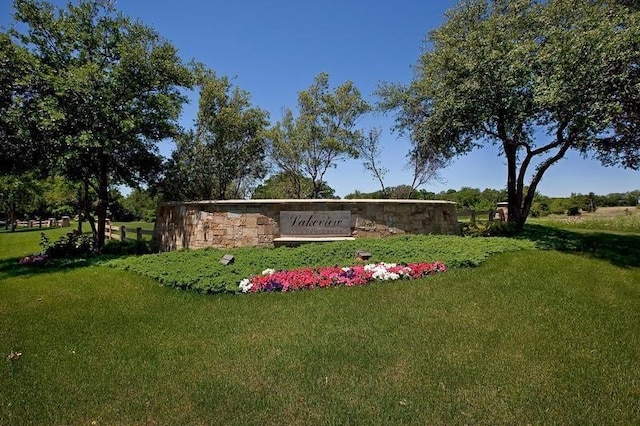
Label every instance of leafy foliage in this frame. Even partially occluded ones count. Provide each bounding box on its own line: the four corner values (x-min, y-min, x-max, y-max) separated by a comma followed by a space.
566, 206, 581, 216
0, 173, 44, 226
40, 231, 94, 259
162, 66, 269, 201
111, 188, 159, 222
461, 221, 517, 237
379, 0, 640, 230
4, 0, 191, 247
251, 171, 336, 199
267, 73, 370, 198
106, 235, 536, 294
357, 128, 390, 196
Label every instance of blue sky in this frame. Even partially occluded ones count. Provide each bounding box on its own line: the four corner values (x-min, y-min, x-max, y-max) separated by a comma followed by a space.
2, 0, 638, 197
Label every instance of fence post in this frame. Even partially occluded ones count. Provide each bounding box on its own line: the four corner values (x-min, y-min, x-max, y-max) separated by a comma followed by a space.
106, 225, 111, 240
120, 225, 126, 241
470, 210, 476, 226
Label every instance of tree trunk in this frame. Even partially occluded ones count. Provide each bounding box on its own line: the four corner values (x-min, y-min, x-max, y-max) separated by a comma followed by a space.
312, 180, 320, 199
78, 178, 97, 239
77, 182, 86, 233
504, 143, 522, 230
96, 152, 109, 250
292, 174, 302, 199
9, 200, 17, 232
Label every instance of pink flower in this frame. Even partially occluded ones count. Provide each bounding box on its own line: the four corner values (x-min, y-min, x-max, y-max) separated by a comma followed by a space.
239, 260, 446, 294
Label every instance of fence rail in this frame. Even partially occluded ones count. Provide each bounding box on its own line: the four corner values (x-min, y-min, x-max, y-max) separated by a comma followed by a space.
9, 217, 71, 228
105, 225, 153, 242
457, 209, 506, 225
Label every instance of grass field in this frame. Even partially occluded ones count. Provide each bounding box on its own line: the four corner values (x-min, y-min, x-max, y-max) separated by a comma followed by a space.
1, 223, 639, 424
531, 206, 640, 234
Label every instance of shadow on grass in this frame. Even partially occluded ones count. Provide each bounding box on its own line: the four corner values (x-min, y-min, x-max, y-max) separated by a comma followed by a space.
3, 225, 638, 280
0, 255, 120, 280
519, 224, 640, 268
0, 227, 73, 235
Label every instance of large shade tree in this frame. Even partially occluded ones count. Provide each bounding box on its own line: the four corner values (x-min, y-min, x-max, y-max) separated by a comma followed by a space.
379, 0, 640, 230
162, 66, 269, 201
3, 0, 191, 248
267, 72, 370, 198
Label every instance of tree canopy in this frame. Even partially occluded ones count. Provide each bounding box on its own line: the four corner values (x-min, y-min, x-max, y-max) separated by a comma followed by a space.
267, 73, 370, 198
379, 0, 640, 230
251, 171, 336, 199
3, 0, 191, 247
161, 66, 269, 201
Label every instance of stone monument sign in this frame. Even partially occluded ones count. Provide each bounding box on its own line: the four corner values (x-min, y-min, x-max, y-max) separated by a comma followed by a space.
279, 211, 351, 237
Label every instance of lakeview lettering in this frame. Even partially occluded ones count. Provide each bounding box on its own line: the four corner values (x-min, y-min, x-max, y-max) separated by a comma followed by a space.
280, 211, 352, 236
289, 214, 344, 228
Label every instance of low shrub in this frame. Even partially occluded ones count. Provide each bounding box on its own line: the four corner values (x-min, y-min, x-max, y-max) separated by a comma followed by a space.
107, 234, 536, 294
462, 221, 517, 237
566, 206, 581, 216
40, 232, 95, 259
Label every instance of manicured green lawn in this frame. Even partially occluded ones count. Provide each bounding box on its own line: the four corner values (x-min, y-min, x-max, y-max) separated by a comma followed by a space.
0, 226, 73, 260
110, 221, 155, 232
1, 228, 639, 424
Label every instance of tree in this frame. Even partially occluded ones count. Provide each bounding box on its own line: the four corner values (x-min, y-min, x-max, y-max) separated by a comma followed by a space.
344, 185, 422, 200
5, 0, 191, 248
267, 72, 370, 198
251, 172, 336, 199
405, 148, 448, 199
40, 175, 78, 217
358, 127, 447, 199
358, 128, 389, 197
379, 0, 640, 230
0, 173, 42, 229
162, 67, 269, 201
121, 187, 159, 221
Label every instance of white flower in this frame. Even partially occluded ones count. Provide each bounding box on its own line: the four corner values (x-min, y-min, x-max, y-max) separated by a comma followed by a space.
261, 268, 275, 275
364, 263, 377, 272
239, 278, 252, 293
372, 269, 400, 281
366, 263, 401, 281
341, 267, 351, 272
365, 262, 397, 273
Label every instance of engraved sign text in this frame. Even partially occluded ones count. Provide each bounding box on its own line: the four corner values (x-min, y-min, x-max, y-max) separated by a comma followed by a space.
280, 211, 351, 236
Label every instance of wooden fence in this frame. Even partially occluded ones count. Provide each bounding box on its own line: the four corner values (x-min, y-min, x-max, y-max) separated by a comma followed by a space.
11, 217, 71, 228
457, 209, 506, 225
105, 225, 153, 242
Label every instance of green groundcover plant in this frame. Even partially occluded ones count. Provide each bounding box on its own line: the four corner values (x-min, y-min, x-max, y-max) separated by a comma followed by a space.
106, 235, 536, 294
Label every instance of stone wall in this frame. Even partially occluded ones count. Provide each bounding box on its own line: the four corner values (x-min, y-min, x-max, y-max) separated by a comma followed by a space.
153, 199, 459, 252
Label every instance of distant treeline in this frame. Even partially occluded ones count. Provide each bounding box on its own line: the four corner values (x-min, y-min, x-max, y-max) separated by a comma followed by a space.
3, 177, 638, 225
345, 186, 639, 217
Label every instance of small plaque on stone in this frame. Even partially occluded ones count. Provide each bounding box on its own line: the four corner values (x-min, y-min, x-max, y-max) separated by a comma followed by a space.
220, 254, 235, 265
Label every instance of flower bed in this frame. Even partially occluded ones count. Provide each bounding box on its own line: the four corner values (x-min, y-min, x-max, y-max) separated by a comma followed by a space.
239, 261, 447, 293
18, 254, 49, 266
